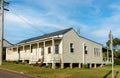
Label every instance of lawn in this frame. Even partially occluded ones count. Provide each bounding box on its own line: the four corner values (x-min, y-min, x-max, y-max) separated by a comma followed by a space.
0, 62, 120, 78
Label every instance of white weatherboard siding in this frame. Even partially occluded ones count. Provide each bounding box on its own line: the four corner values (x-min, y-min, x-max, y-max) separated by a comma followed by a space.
6, 48, 19, 61
62, 29, 83, 63
43, 40, 62, 63
62, 29, 103, 64
80, 37, 103, 63
6, 39, 62, 64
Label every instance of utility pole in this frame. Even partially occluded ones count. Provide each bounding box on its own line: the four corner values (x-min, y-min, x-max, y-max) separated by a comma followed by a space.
0, 0, 9, 65
0, 0, 4, 65
109, 30, 114, 78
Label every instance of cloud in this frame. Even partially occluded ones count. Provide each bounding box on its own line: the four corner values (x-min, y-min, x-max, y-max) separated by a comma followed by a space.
5, 13, 23, 23
110, 4, 120, 11
90, 10, 120, 43
84, 3, 120, 45
7, 0, 97, 29
5, 0, 120, 45
91, 26, 110, 38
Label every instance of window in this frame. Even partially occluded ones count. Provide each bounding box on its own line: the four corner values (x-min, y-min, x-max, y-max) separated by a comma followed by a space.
55, 44, 59, 54
94, 48, 100, 56
70, 43, 74, 53
84, 45, 88, 54
48, 47, 51, 54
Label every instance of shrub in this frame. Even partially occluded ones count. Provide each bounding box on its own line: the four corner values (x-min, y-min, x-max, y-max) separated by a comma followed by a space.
114, 58, 120, 65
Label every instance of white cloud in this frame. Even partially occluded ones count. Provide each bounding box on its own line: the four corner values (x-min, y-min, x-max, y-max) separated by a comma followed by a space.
90, 14, 120, 41
5, 13, 23, 23
91, 26, 110, 38
110, 4, 120, 11
6, 0, 120, 45
89, 3, 120, 40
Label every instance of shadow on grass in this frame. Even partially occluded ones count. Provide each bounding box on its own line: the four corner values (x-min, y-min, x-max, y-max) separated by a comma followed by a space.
115, 71, 119, 78
103, 70, 112, 78
103, 71, 119, 78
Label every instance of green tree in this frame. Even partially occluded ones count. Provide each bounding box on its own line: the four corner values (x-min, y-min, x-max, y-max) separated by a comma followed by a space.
106, 38, 120, 51
106, 37, 120, 65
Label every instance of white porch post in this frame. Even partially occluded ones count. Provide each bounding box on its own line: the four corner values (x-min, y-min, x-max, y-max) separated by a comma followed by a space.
79, 63, 81, 68
37, 42, 39, 60
16, 46, 19, 60
83, 43, 85, 64
30, 44, 31, 53
89, 63, 92, 68
70, 63, 73, 68
61, 63, 64, 69
52, 38, 55, 68
22, 45, 25, 63
11, 48, 13, 60
29, 44, 32, 64
94, 63, 97, 68
23, 45, 25, 51
6, 48, 11, 60
43, 41, 45, 62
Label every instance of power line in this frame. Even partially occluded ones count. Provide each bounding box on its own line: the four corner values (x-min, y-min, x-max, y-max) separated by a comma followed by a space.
9, 7, 45, 34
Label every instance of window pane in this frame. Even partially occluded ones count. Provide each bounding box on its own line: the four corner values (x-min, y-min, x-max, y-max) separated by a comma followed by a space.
94, 48, 100, 56
84, 45, 87, 54
31, 46, 33, 53
70, 43, 74, 53
48, 47, 51, 54
55, 44, 59, 54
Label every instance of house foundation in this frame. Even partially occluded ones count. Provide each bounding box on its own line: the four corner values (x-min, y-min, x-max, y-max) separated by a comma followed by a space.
52, 63, 56, 69
61, 63, 64, 69
94, 64, 97, 68
70, 63, 73, 68
78, 63, 82, 68
89, 63, 92, 68
46, 63, 49, 67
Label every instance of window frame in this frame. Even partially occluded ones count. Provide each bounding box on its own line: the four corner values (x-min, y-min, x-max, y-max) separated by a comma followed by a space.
70, 43, 74, 53
48, 46, 51, 54
94, 48, 100, 57
55, 44, 59, 54
84, 45, 88, 54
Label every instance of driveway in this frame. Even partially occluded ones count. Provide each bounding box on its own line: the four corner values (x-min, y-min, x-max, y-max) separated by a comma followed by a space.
0, 68, 35, 78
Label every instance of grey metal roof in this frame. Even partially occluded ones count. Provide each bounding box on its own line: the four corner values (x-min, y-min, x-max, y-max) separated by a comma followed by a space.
18, 28, 73, 44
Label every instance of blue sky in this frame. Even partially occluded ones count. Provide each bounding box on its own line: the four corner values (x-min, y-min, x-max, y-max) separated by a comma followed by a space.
4, 0, 120, 46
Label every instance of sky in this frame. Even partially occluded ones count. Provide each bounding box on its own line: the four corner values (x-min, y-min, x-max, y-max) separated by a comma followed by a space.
3, 0, 120, 46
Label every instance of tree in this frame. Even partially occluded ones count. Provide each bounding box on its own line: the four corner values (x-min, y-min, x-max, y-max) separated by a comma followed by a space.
106, 38, 120, 51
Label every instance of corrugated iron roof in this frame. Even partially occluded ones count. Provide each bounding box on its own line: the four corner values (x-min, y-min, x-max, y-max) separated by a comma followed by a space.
18, 28, 73, 44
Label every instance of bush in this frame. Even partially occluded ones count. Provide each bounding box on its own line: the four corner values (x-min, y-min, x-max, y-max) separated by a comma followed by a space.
114, 58, 120, 65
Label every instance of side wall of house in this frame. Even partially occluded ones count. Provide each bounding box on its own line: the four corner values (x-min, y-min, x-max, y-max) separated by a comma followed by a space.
62, 29, 83, 63
62, 29, 103, 64
80, 37, 103, 64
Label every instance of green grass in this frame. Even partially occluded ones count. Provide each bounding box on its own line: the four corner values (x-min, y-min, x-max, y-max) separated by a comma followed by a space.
0, 62, 120, 78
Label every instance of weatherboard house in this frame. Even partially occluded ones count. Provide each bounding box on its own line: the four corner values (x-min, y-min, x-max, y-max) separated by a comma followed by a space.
6, 28, 104, 68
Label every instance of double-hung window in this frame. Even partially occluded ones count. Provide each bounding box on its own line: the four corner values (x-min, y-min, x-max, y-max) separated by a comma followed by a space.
48, 47, 51, 54
84, 45, 88, 54
94, 48, 100, 56
55, 44, 59, 54
70, 43, 74, 53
